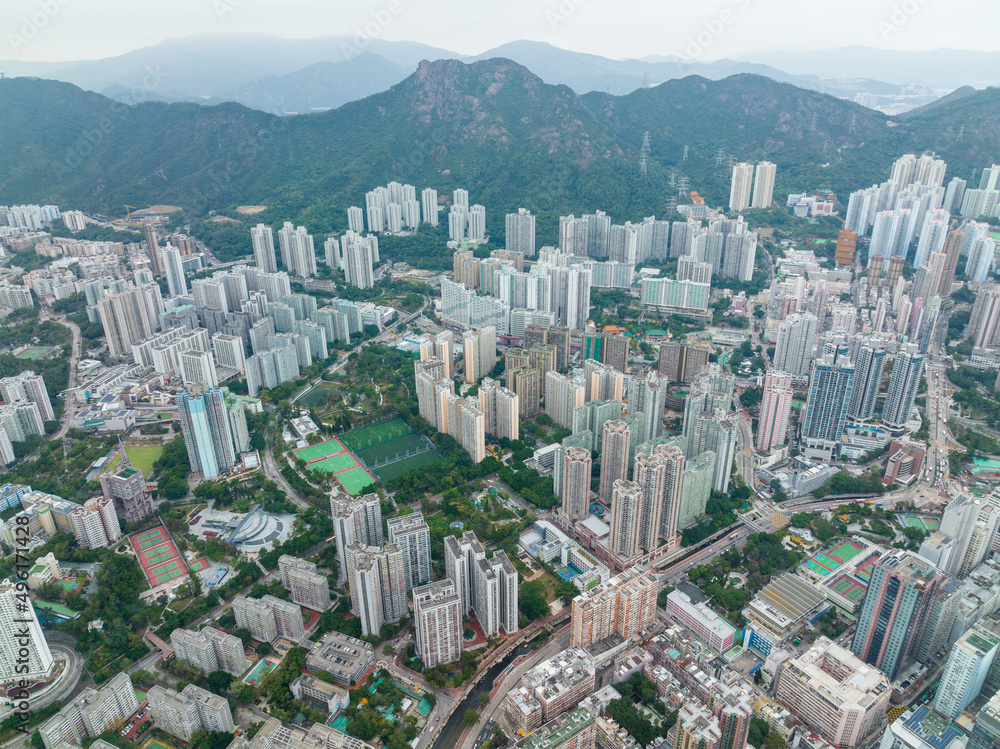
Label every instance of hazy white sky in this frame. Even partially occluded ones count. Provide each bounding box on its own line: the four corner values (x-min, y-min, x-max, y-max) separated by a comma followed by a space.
4, 0, 999, 62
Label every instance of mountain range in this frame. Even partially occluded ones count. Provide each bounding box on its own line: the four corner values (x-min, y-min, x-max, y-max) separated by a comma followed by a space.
1, 57, 997, 235
0, 36, 970, 116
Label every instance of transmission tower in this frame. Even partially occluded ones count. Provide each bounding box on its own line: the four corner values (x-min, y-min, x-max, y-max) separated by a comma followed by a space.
643, 73, 650, 89
682, 145, 689, 162
810, 112, 818, 132
715, 147, 727, 167
727, 154, 737, 170
678, 177, 690, 195
849, 115, 857, 135
639, 131, 651, 175
666, 196, 678, 214
669, 172, 676, 188
956, 124, 965, 143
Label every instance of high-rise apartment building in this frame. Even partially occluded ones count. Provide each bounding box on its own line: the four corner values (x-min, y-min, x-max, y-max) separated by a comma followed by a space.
176, 388, 239, 479
386, 512, 432, 591
751, 161, 776, 209
413, 579, 462, 668
506, 208, 536, 256
561, 447, 592, 522
933, 628, 1000, 719
479, 377, 519, 441
39, 673, 138, 749
232, 594, 305, 643
756, 371, 793, 452
631, 370, 669, 444
463, 326, 497, 383
657, 342, 710, 383
170, 627, 250, 676
341, 231, 377, 289
345, 543, 407, 637
883, 345, 924, 432
421, 188, 439, 225
772, 313, 818, 377
443, 529, 516, 636
729, 163, 754, 211
801, 346, 855, 457
774, 637, 890, 749
251, 223, 278, 273
0, 371, 55, 422
97, 282, 164, 358
0, 579, 52, 681
848, 341, 887, 422
598, 420, 631, 505
570, 567, 657, 649
69, 497, 121, 549
851, 550, 944, 680
545, 371, 585, 429
609, 480, 643, 560
276, 222, 318, 278
278, 555, 331, 611
144, 221, 163, 275
162, 245, 188, 297
147, 684, 234, 742
834, 228, 858, 267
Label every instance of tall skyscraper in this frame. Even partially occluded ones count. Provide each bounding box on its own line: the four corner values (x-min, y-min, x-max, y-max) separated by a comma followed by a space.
506, 208, 536, 257
631, 370, 669, 444
277, 222, 317, 278
883, 345, 924, 432
609, 480, 643, 560
386, 512, 432, 591
851, 550, 944, 680
688, 409, 738, 493
478, 377, 519, 441
97, 283, 164, 358
772, 313, 818, 377
801, 346, 855, 456
561, 447, 592, 522
847, 340, 887, 422
0, 371, 54, 422
729, 163, 754, 211
0, 579, 53, 680
421, 188, 438, 225
162, 244, 187, 298
545, 371, 585, 429
938, 230, 964, 296
756, 371, 793, 452
345, 543, 407, 636
331, 493, 383, 582
413, 580, 461, 668
144, 221, 163, 275
462, 326, 497, 383
176, 388, 238, 478
598, 420, 631, 505
933, 628, 1000, 719
250, 224, 278, 272
751, 161, 776, 209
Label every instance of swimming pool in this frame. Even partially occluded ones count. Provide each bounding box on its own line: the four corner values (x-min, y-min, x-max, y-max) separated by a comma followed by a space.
243, 659, 276, 685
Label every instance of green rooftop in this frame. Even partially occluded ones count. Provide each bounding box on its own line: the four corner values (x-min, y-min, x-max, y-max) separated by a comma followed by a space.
34, 600, 80, 619
520, 709, 594, 749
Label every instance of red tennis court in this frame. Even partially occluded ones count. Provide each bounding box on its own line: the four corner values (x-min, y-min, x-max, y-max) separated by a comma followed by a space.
129, 526, 189, 588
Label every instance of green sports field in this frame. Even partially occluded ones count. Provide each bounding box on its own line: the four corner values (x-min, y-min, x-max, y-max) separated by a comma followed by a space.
357, 432, 434, 468
340, 419, 413, 450
101, 445, 164, 476
293, 438, 347, 464
308, 452, 362, 475
336, 465, 377, 495
372, 449, 440, 481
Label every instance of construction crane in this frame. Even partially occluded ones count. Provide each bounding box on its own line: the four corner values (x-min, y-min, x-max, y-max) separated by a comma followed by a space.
124, 205, 139, 220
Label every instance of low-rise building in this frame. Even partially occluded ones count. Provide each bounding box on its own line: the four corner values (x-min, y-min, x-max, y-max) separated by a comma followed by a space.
304, 631, 374, 686
504, 648, 596, 733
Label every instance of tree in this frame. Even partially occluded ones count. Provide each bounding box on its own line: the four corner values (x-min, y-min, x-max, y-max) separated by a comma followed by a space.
463, 709, 480, 727
233, 629, 252, 646
207, 671, 234, 693
763, 733, 786, 749
519, 580, 550, 620
478, 693, 490, 709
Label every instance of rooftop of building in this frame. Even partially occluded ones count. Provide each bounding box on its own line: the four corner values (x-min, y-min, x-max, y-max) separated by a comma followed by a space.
514, 708, 594, 749
896, 706, 966, 749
